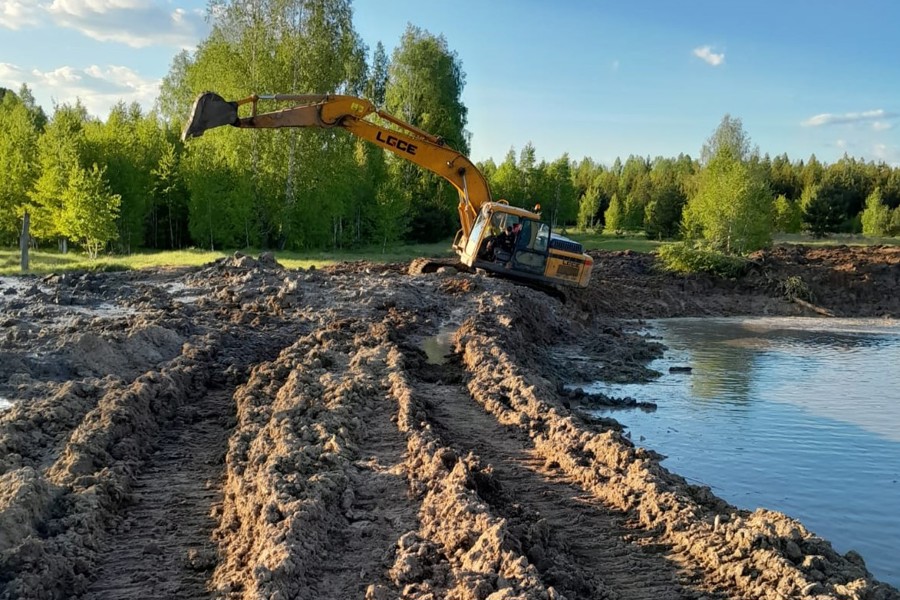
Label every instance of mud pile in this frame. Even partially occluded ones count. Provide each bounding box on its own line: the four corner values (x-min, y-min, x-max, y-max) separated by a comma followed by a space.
0, 246, 897, 600
575, 245, 900, 319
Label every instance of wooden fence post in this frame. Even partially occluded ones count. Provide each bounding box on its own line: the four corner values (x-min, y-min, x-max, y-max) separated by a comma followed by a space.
20, 212, 30, 272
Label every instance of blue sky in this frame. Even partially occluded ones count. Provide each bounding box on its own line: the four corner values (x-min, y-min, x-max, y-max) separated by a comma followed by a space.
2, 0, 898, 165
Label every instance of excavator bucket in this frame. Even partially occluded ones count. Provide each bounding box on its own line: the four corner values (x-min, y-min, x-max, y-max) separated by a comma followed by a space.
181, 92, 240, 141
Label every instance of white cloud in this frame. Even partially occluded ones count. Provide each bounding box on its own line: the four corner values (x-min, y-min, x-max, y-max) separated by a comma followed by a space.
801, 109, 893, 127
48, 0, 207, 48
693, 46, 725, 67
872, 143, 900, 166
0, 61, 160, 116
872, 121, 893, 132
0, 0, 207, 48
0, 0, 39, 29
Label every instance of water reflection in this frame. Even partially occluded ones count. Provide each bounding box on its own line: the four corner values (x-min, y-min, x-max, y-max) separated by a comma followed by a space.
584, 317, 900, 587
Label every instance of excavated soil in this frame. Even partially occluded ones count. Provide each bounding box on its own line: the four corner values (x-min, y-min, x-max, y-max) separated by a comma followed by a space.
0, 246, 898, 600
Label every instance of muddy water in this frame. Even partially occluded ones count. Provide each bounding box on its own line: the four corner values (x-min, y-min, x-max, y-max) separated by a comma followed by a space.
423, 328, 456, 364
584, 317, 900, 587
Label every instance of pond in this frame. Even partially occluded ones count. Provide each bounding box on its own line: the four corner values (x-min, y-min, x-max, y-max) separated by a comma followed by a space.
582, 317, 900, 587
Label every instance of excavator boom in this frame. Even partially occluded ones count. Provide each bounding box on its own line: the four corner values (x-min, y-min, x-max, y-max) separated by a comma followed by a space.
183, 92, 488, 240
182, 92, 593, 288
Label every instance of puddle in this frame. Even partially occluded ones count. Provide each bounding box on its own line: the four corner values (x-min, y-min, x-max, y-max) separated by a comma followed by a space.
158, 281, 202, 304
66, 302, 139, 317
0, 276, 51, 297
422, 308, 466, 365
423, 327, 457, 364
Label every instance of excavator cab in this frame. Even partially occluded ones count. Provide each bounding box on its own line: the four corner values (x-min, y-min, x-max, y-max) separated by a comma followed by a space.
458, 203, 591, 287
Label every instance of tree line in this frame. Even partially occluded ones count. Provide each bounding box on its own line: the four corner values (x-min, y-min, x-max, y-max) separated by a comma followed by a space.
1, 0, 899, 258
561, 120, 900, 245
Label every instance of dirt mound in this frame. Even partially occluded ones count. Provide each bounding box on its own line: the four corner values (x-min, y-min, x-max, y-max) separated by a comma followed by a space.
0, 247, 896, 599
575, 245, 900, 319
748, 245, 900, 317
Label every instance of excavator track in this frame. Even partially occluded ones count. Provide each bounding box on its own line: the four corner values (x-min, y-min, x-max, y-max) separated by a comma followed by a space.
407, 257, 466, 276
408, 257, 567, 303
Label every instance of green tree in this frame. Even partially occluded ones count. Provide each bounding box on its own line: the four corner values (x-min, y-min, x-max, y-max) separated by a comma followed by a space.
683, 116, 772, 254
60, 164, 121, 259
148, 141, 190, 248
83, 103, 167, 251
490, 148, 522, 202
800, 184, 840, 238
174, 0, 368, 250
644, 157, 689, 239
799, 154, 824, 191
700, 114, 754, 164
773, 194, 802, 233
770, 153, 801, 200
572, 157, 600, 201
28, 102, 89, 244
622, 172, 651, 230
366, 41, 389, 105
683, 155, 773, 253
618, 155, 650, 200
157, 49, 196, 126
577, 178, 602, 230
861, 187, 892, 237
644, 185, 685, 239
603, 193, 624, 233
374, 178, 408, 250
385, 24, 468, 241
890, 206, 900, 236
0, 89, 41, 244
542, 155, 577, 227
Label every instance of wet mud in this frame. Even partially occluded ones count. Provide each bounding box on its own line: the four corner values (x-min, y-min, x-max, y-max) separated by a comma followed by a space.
0, 246, 897, 599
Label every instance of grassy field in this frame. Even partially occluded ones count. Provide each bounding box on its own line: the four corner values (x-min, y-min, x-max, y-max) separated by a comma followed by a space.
772, 233, 900, 247
1, 234, 662, 276
3, 231, 896, 276
0, 241, 454, 276
563, 230, 667, 253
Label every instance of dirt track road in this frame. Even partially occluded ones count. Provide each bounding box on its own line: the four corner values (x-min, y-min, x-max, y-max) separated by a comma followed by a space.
1, 247, 898, 600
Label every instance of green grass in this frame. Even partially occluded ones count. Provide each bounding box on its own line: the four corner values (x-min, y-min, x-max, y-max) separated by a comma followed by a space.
562, 229, 668, 253
566, 230, 900, 252
0, 234, 663, 276
0, 240, 455, 276
6, 231, 894, 276
773, 233, 900, 247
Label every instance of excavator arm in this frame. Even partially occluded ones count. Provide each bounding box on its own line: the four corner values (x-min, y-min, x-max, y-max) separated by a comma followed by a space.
182, 92, 490, 239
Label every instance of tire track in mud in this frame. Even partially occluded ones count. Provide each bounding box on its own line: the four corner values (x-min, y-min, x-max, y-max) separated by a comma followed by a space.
79, 385, 233, 600
416, 372, 692, 600
304, 369, 419, 599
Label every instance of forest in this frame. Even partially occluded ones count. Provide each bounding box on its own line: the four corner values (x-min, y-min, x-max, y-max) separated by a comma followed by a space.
1, 0, 899, 258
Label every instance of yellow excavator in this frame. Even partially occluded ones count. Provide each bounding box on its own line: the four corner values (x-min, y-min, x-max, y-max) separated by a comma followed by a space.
182, 93, 593, 288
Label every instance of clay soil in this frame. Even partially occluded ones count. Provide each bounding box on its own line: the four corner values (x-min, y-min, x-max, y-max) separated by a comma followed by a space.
0, 245, 898, 600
